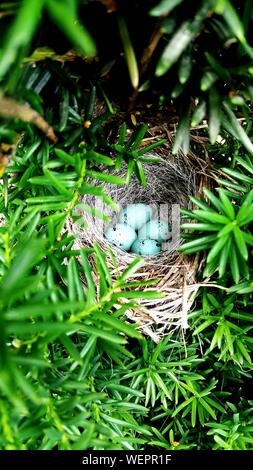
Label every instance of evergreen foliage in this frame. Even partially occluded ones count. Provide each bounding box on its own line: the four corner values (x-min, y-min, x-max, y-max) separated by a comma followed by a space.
0, 0, 252, 450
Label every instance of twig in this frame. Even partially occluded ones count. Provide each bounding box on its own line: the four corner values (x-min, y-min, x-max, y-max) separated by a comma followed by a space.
0, 93, 58, 143
139, 22, 163, 78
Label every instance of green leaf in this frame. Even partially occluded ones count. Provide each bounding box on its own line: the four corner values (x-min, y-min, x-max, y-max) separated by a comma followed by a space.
156, 21, 192, 76
223, 103, 253, 154
210, 324, 224, 351
218, 236, 231, 278
125, 160, 135, 185
114, 290, 164, 300
243, 231, 253, 247
207, 235, 228, 263
67, 257, 85, 302
94, 243, 112, 286
129, 124, 148, 150
120, 257, 144, 282
199, 398, 216, 420
84, 150, 114, 166
145, 377, 152, 407
139, 155, 161, 163
43, 168, 72, 198
190, 196, 213, 211
0, 0, 44, 79
173, 101, 190, 155
191, 397, 197, 427
200, 70, 218, 91
203, 188, 225, 214
59, 88, 70, 131
239, 190, 253, 210
178, 48, 192, 84
217, 222, 236, 240
217, 188, 235, 220
12, 366, 40, 404
172, 397, 194, 417
152, 372, 172, 400
78, 324, 127, 344
219, 0, 246, 43
223, 322, 234, 355
105, 383, 144, 397
86, 169, 125, 185
59, 334, 82, 362
5, 301, 83, 320
80, 252, 96, 305
214, 435, 231, 449
67, 257, 77, 302
150, 0, 184, 16
233, 226, 248, 261
193, 319, 216, 336
181, 223, 222, 231
86, 85, 96, 121
216, 177, 247, 193
236, 340, 252, 364
192, 210, 230, 225
180, 234, 217, 251
229, 246, 240, 284
209, 86, 221, 144
205, 51, 231, 81
191, 100, 206, 127
221, 167, 253, 184
236, 156, 253, 175
118, 16, 139, 89
205, 396, 226, 414
156, 0, 213, 76
54, 148, 75, 165
0, 239, 45, 300
237, 193, 253, 224
135, 160, 147, 187
6, 321, 81, 336
137, 139, 166, 156
46, 0, 96, 56
26, 195, 67, 205
94, 313, 142, 339
100, 412, 152, 435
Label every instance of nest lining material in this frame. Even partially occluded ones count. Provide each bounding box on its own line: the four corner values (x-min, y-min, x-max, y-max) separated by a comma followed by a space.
67, 141, 208, 342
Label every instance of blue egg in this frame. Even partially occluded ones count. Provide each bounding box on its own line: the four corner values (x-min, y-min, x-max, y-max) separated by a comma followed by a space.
105, 223, 137, 251
138, 219, 171, 242
119, 204, 152, 230
131, 238, 161, 256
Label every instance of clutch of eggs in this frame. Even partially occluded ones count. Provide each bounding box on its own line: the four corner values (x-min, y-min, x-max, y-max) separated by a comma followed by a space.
105, 204, 170, 257
119, 203, 152, 230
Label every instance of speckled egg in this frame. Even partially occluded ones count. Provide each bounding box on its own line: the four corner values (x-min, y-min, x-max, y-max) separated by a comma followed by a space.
119, 204, 152, 230
131, 238, 161, 256
138, 219, 171, 242
105, 223, 137, 251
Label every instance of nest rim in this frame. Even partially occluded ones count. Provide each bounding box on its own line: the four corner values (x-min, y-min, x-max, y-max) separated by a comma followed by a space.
66, 132, 212, 341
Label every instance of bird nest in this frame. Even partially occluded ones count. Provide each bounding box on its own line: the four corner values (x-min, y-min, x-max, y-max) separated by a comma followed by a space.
67, 136, 210, 342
